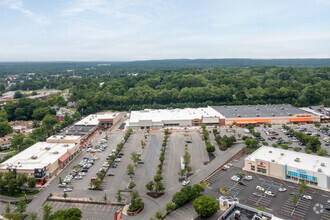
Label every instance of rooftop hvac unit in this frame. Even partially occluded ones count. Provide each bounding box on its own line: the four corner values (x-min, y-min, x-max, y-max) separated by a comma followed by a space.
256, 114, 260, 117
64, 144, 69, 147
271, 160, 275, 162
272, 113, 275, 116
294, 158, 300, 162
235, 108, 238, 111
45, 147, 51, 150
256, 107, 259, 110
280, 153, 284, 156
53, 151, 59, 154
318, 168, 322, 172
60, 137, 64, 139
288, 113, 292, 116
269, 151, 272, 153
321, 163, 325, 167
281, 107, 284, 110
248, 105, 250, 107
237, 114, 241, 117
53, 136, 57, 138
31, 156, 38, 159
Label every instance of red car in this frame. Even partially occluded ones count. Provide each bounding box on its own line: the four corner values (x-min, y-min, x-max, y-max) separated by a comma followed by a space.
221, 167, 227, 171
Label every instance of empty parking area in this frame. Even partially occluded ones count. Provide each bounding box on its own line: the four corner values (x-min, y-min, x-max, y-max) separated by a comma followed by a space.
279, 195, 312, 219
44, 201, 123, 220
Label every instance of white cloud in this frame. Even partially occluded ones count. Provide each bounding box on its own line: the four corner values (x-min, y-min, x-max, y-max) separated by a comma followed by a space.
0, 0, 49, 24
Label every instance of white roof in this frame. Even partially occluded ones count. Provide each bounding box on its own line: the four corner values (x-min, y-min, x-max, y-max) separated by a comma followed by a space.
0, 142, 76, 170
47, 135, 81, 141
75, 113, 119, 126
246, 146, 330, 176
129, 106, 224, 123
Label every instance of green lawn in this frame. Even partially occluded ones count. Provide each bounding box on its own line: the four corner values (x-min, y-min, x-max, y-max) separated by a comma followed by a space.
0, 190, 39, 198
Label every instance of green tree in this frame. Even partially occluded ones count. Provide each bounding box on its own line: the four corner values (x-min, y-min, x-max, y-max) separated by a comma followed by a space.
32, 107, 50, 120
172, 191, 188, 207
183, 151, 191, 168
316, 149, 328, 156
128, 181, 136, 190
166, 202, 176, 213
42, 204, 53, 220
43, 114, 57, 129
155, 181, 165, 193
130, 190, 140, 202
127, 164, 135, 176
29, 212, 38, 220
290, 194, 299, 208
155, 211, 163, 219
130, 152, 140, 165
63, 192, 68, 198
50, 208, 82, 220
103, 194, 107, 201
153, 174, 163, 183
16, 174, 27, 188
0, 121, 13, 137
5, 202, 11, 214
116, 190, 122, 202
146, 181, 154, 192
15, 199, 27, 215
28, 177, 36, 188
193, 195, 219, 217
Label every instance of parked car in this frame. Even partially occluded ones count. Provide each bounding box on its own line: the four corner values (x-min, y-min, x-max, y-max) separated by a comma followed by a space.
243, 176, 252, 181
78, 172, 86, 176
224, 165, 230, 169
74, 176, 83, 180
325, 206, 330, 211
118, 153, 124, 156
256, 186, 264, 191
253, 192, 262, 197
111, 164, 117, 168
138, 160, 144, 164
64, 188, 73, 192
107, 173, 115, 176
265, 191, 275, 197
303, 195, 312, 200
185, 140, 192, 143
221, 167, 227, 171
278, 187, 286, 192
58, 183, 67, 188
231, 176, 240, 182
114, 158, 121, 162
182, 180, 191, 186
87, 148, 92, 152
238, 182, 246, 186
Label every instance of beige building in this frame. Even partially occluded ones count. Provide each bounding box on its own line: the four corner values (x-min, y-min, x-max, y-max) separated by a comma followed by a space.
0, 135, 81, 185
244, 146, 330, 191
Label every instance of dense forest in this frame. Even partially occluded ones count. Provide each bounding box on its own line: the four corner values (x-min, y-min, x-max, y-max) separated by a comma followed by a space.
3, 66, 329, 114
1, 59, 330, 75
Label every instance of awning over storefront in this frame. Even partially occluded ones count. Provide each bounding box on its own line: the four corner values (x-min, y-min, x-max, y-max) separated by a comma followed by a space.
290, 118, 313, 122
234, 119, 270, 124
58, 152, 71, 163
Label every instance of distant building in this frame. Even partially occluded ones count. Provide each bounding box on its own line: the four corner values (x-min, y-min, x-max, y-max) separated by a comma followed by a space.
127, 106, 224, 129
56, 108, 74, 122
243, 146, 329, 191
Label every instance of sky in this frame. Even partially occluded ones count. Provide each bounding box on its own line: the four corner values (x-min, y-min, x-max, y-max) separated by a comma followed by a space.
0, 0, 330, 61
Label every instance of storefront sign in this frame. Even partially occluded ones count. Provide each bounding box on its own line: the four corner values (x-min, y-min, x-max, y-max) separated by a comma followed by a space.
297, 169, 307, 174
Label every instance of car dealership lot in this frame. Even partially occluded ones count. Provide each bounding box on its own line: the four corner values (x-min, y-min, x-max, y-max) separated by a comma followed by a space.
203, 154, 330, 220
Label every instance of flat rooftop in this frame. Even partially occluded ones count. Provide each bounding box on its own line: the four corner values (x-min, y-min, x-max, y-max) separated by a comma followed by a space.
246, 146, 330, 176
0, 142, 76, 170
47, 135, 81, 142
211, 104, 309, 118
129, 107, 224, 123
75, 113, 119, 126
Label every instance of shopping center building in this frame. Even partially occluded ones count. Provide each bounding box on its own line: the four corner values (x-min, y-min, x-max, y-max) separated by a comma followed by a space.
0, 135, 81, 185
243, 146, 330, 191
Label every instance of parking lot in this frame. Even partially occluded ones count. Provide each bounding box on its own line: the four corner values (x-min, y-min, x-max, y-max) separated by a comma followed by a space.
44, 201, 123, 220
203, 153, 330, 220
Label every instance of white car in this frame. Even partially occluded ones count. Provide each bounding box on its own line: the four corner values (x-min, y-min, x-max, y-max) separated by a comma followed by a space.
256, 186, 264, 191
64, 188, 73, 192
243, 176, 253, 181
182, 180, 191, 186
114, 158, 121, 162
231, 176, 240, 182
74, 176, 83, 180
303, 195, 312, 200
86, 148, 92, 152
227, 163, 233, 167
265, 190, 275, 197
278, 187, 286, 192
78, 172, 86, 176
224, 165, 230, 169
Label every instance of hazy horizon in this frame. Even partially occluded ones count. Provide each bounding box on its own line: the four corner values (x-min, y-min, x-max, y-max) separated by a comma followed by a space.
1, 0, 330, 61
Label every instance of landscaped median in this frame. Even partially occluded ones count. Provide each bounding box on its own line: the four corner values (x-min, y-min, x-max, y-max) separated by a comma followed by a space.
47, 196, 126, 206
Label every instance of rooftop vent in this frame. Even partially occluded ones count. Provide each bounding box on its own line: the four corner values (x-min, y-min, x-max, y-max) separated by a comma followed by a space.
60, 137, 64, 139
45, 147, 51, 150
317, 168, 322, 172
272, 113, 275, 116
269, 150, 272, 153
271, 159, 275, 162
280, 153, 284, 156
281, 107, 284, 110
248, 105, 250, 107
288, 113, 292, 116
31, 156, 38, 160
63, 144, 69, 147
294, 158, 300, 162
235, 108, 238, 111
256, 114, 260, 117
237, 114, 241, 117
53, 151, 59, 154
256, 107, 259, 110
321, 163, 325, 167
